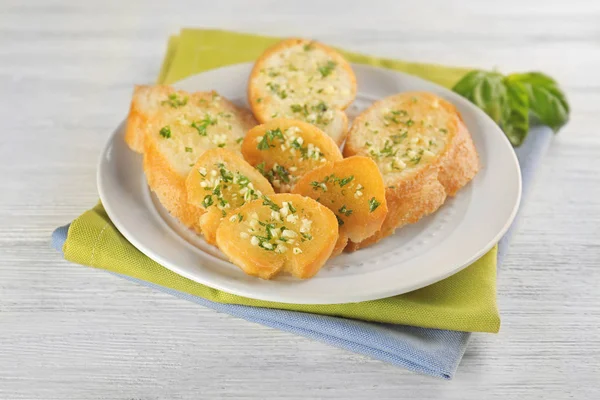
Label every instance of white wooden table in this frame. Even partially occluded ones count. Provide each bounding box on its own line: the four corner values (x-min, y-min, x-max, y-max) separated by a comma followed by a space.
1, 1, 599, 398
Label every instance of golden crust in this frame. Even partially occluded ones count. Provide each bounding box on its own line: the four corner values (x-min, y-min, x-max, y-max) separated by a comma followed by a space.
292, 156, 388, 243
215, 194, 339, 279
344, 92, 479, 251
242, 118, 343, 192
248, 38, 356, 144
143, 135, 205, 232
330, 231, 349, 257
437, 119, 480, 196
185, 148, 275, 245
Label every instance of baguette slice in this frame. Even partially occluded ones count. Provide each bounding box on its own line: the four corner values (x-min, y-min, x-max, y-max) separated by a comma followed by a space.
216, 194, 339, 279
143, 90, 257, 230
186, 149, 275, 244
248, 38, 357, 145
125, 85, 193, 153
242, 118, 343, 192
292, 156, 388, 255
344, 92, 479, 250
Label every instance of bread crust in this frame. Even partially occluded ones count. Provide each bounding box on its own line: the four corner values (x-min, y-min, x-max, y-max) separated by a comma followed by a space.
344, 92, 479, 251
143, 135, 205, 232
248, 38, 356, 144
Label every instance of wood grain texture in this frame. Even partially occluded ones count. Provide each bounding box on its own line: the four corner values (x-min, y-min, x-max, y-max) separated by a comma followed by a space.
1, 0, 599, 398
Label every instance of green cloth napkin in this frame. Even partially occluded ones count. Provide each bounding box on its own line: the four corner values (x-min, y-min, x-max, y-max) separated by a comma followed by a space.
63, 29, 500, 333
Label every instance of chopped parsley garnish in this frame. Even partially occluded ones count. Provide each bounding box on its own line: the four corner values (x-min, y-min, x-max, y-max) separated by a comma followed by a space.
217, 163, 234, 182
310, 174, 357, 193
191, 115, 217, 136
336, 215, 344, 226
262, 196, 280, 211
369, 197, 381, 213
217, 143, 226, 148
390, 132, 408, 144
161, 93, 188, 108
303, 42, 314, 51
312, 101, 328, 113
318, 61, 337, 78
236, 137, 244, 144
256, 97, 263, 103
338, 176, 354, 187
185, 147, 193, 152
256, 162, 266, 174
257, 137, 270, 150
301, 232, 312, 241
405, 119, 414, 127
288, 202, 297, 214
290, 104, 303, 113
256, 128, 284, 150
159, 126, 171, 138
380, 140, 397, 157
266, 82, 280, 92
266, 82, 287, 99
202, 195, 213, 207
338, 205, 353, 217
274, 165, 290, 183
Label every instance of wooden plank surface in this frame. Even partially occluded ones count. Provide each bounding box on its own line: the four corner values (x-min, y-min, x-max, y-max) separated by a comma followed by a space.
1, 0, 599, 398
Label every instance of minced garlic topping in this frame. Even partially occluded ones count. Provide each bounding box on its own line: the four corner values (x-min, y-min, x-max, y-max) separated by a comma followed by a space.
236, 198, 313, 254
254, 126, 329, 191
359, 97, 451, 177
198, 162, 263, 216
253, 42, 353, 130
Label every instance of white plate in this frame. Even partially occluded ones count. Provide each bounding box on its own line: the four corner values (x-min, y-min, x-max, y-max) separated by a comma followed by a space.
98, 63, 521, 305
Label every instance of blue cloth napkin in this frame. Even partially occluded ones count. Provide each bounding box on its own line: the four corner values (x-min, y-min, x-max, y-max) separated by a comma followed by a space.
52, 126, 552, 379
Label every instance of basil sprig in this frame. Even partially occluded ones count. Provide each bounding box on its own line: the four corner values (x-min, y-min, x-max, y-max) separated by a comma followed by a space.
452, 70, 569, 146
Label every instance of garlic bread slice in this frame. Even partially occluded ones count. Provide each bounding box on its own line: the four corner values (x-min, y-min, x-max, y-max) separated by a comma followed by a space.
292, 156, 388, 251
186, 149, 274, 244
242, 119, 343, 192
216, 194, 338, 280
248, 38, 356, 144
344, 92, 479, 250
143, 91, 257, 230
125, 85, 193, 153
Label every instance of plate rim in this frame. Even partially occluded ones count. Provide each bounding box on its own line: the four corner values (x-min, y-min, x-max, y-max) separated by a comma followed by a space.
97, 62, 522, 304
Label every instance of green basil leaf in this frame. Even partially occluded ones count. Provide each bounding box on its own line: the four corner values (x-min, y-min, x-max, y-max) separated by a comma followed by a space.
506, 72, 569, 132
502, 80, 530, 146
452, 70, 508, 126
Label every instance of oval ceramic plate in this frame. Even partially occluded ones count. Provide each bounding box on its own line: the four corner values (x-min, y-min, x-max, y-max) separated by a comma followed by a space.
98, 63, 521, 304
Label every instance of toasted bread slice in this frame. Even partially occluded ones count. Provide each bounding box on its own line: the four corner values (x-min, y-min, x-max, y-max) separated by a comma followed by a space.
216, 194, 339, 279
292, 156, 388, 253
186, 149, 275, 244
344, 92, 479, 250
242, 118, 343, 192
143, 91, 257, 230
248, 38, 356, 144
125, 85, 193, 153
